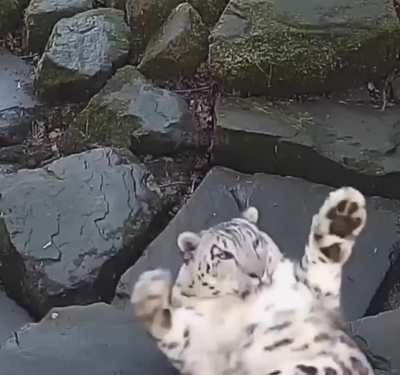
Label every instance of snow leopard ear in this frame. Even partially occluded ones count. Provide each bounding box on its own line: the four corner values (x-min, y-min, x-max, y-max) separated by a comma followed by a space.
242, 206, 259, 224
177, 232, 201, 262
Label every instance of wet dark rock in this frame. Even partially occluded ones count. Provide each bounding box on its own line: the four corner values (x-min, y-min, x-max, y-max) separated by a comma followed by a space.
125, 0, 183, 62
0, 142, 53, 169
0, 290, 32, 343
113, 166, 400, 321
63, 65, 201, 156
0, 0, 21, 36
0, 303, 177, 375
24, 0, 93, 54
35, 8, 130, 102
0, 147, 166, 319
349, 310, 400, 374
188, 0, 228, 26
213, 96, 400, 200
138, 3, 209, 81
0, 49, 40, 147
209, 0, 400, 97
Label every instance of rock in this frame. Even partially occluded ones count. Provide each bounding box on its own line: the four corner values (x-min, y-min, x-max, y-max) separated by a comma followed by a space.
125, 0, 183, 62
0, 290, 32, 343
0, 147, 166, 319
102, 0, 126, 9
63, 65, 201, 156
0, 303, 177, 375
0, 49, 40, 147
113, 166, 400, 321
213, 96, 400, 200
35, 8, 130, 102
188, 0, 228, 26
0, 142, 53, 169
0, 0, 21, 36
24, 0, 93, 54
349, 310, 400, 374
209, 0, 400, 97
138, 3, 209, 81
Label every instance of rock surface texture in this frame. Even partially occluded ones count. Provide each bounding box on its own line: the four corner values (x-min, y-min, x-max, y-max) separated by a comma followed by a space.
0, 303, 178, 375
113, 167, 400, 321
138, 3, 209, 80
188, 0, 229, 26
0, 50, 39, 147
349, 309, 400, 374
35, 8, 130, 102
209, 0, 400, 96
0, 290, 32, 343
0, 147, 165, 318
64, 66, 199, 156
24, 0, 93, 54
214, 96, 400, 199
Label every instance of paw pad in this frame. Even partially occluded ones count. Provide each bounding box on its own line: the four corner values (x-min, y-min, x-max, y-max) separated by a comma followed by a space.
327, 199, 363, 238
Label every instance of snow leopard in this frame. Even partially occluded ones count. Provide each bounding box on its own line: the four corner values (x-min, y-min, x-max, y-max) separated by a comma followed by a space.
131, 186, 373, 375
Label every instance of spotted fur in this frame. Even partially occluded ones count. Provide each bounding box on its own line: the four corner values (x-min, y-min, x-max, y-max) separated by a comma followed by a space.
131, 187, 373, 375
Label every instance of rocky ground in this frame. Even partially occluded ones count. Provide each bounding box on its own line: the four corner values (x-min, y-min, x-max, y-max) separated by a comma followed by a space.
1, 0, 400, 373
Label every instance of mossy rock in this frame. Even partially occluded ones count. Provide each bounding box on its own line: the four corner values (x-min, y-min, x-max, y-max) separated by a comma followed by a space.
126, 0, 183, 62
188, 0, 229, 26
63, 65, 201, 156
138, 3, 209, 80
209, 0, 400, 97
0, 0, 21, 36
35, 8, 130, 102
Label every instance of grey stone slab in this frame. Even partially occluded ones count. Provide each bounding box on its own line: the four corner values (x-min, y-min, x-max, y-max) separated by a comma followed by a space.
0, 302, 177, 375
214, 96, 400, 200
349, 309, 400, 375
113, 166, 400, 321
0, 147, 166, 319
0, 290, 32, 343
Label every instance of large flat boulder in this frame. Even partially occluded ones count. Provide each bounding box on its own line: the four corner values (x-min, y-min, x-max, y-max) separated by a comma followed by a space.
213, 96, 400, 200
349, 309, 400, 374
35, 8, 130, 102
24, 0, 93, 54
0, 290, 32, 343
0, 147, 166, 319
113, 167, 400, 321
63, 66, 201, 156
0, 303, 177, 375
209, 0, 400, 96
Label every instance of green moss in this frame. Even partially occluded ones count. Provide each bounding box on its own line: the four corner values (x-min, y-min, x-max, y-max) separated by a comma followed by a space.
210, 0, 400, 95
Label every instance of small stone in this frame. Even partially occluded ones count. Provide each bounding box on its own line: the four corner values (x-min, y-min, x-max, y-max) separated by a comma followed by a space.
35, 8, 130, 102
63, 65, 201, 156
24, 0, 93, 54
138, 3, 209, 81
0, 147, 166, 318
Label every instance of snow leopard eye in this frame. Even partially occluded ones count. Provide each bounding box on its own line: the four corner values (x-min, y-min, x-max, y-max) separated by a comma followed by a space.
217, 250, 234, 260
